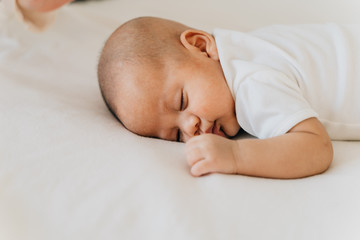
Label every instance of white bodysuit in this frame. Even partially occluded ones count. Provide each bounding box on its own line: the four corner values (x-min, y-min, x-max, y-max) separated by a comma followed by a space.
214, 24, 360, 140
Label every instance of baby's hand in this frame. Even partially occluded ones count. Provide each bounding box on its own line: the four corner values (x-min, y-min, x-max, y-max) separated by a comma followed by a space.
185, 134, 239, 177
18, 0, 74, 12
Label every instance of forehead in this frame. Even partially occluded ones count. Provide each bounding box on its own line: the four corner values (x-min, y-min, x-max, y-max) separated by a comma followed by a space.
114, 63, 169, 137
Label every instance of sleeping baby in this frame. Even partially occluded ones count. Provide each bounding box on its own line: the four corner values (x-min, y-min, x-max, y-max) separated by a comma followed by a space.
97, 16, 360, 179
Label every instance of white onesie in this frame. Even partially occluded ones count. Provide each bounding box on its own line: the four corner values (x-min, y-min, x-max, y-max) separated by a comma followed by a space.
214, 24, 360, 140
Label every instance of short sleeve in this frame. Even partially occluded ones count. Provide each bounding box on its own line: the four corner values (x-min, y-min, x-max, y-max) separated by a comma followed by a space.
234, 70, 318, 139
2, 0, 56, 32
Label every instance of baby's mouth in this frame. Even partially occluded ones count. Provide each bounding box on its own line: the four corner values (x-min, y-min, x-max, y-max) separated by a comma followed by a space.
206, 121, 226, 137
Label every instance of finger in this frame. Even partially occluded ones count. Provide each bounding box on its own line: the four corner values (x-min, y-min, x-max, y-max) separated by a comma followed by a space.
185, 139, 205, 165
191, 160, 213, 177
185, 146, 204, 166
185, 134, 204, 146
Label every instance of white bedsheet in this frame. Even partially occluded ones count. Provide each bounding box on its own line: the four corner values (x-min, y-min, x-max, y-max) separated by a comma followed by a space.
1, 0, 360, 239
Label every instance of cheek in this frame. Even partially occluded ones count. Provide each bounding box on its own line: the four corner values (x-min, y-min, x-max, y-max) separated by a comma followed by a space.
194, 95, 212, 110
197, 98, 223, 120
189, 81, 229, 116
189, 92, 212, 116
194, 100, 211, 115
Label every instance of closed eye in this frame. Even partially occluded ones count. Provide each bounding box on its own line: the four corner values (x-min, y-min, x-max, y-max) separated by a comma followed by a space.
179, 89, 184, 111
176, 89, 186, 142
176, 129, 181, 142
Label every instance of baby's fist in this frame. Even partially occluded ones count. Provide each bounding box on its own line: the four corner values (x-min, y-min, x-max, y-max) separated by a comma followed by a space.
185, 134, 239, 177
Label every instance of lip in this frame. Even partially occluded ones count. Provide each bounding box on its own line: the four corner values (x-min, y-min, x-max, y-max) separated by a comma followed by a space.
206, 121, 225, 137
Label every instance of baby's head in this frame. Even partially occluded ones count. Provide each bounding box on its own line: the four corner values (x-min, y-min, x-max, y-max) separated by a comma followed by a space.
98, 17, 240, 142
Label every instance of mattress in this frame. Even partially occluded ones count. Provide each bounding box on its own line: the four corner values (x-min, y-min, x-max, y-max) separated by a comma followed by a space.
1, 0, 360, 239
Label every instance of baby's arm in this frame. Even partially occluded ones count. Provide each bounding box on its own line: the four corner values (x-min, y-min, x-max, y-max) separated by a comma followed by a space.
10, 0, 74, 32
185, 117, 333, 179
17, 0, 74, 12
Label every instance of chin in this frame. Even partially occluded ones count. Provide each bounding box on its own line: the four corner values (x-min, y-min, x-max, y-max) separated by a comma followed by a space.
225, 127, 242, 139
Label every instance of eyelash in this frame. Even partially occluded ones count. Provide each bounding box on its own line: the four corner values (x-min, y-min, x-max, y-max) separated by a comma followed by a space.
179, 90, 184, 111
177, 90, 184, 142
176, 129, 181, 142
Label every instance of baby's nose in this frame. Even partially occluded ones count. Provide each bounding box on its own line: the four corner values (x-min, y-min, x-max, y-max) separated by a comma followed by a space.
181, 113, 201, 139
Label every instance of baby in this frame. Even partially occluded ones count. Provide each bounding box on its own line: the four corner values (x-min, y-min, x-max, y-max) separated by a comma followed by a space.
97, 17, 360, 179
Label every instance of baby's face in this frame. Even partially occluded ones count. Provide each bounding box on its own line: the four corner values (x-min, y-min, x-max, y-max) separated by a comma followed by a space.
115, 51, 240, 142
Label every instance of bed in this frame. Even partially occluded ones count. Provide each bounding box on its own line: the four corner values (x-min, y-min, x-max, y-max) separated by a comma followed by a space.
1, 0, 360, 239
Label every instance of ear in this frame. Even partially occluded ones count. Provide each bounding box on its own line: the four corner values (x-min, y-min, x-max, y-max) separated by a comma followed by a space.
180, 29, 219, 61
